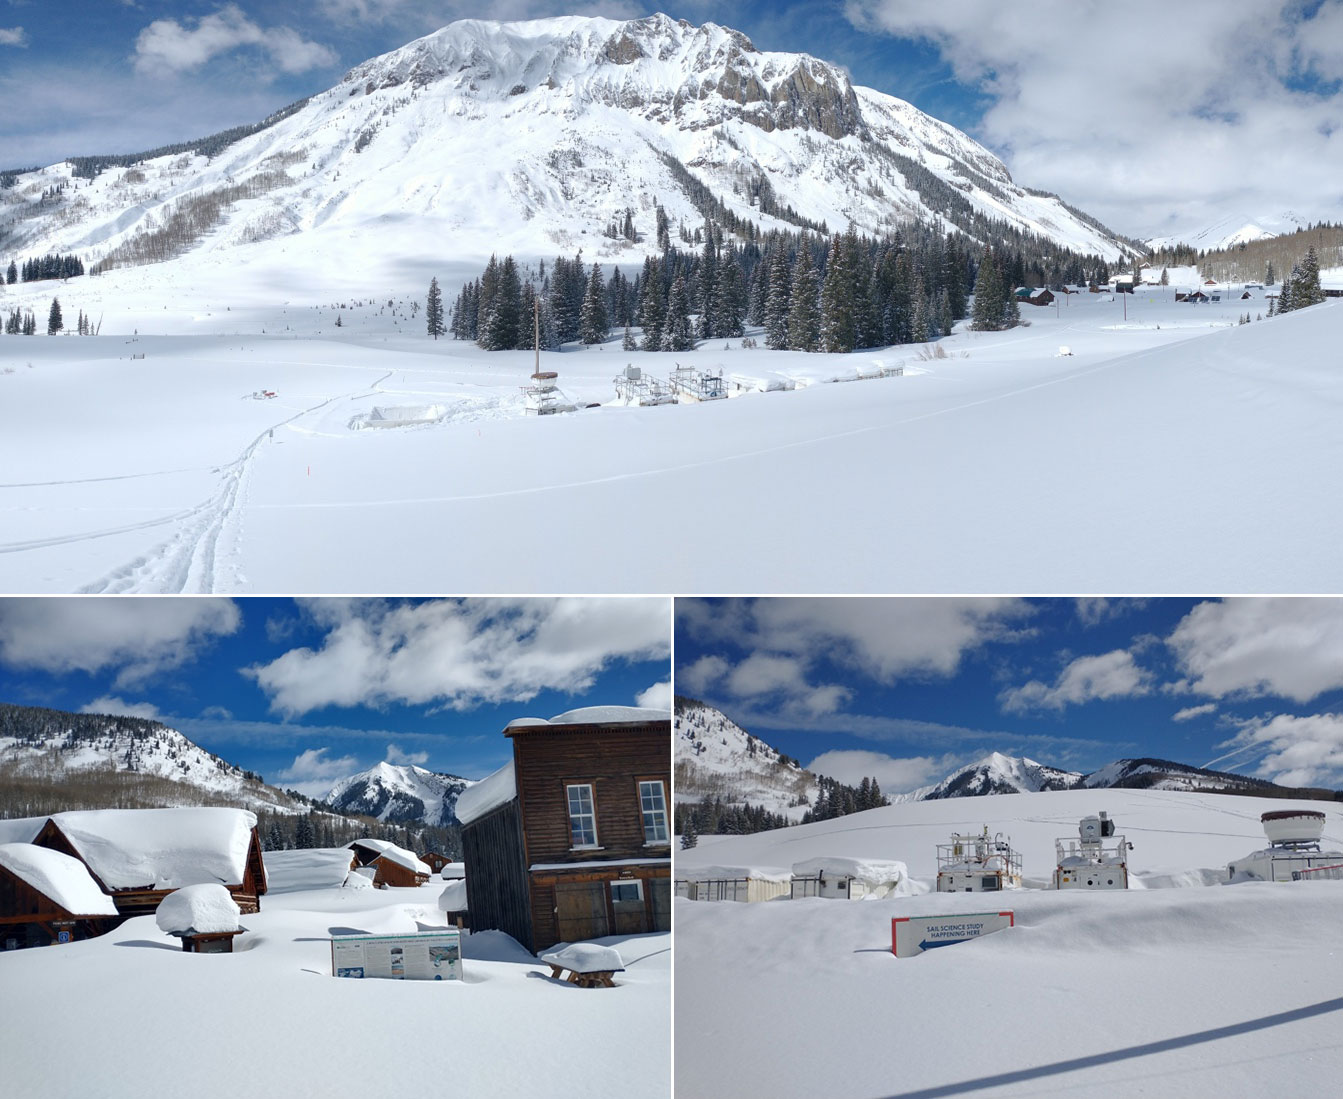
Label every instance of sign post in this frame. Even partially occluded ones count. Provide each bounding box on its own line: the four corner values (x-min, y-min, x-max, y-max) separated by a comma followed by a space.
891, 911, 1014, 958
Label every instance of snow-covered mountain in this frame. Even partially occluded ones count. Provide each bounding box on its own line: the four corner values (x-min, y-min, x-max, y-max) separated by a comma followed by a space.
1146, 210, 1308, 252
675, 698, 816, 820
1, 14, 1132, 276
1078, 757, 1284, 795
918, 752, 1082, 800
324, 761, 471, 827
0, 702, 306, 813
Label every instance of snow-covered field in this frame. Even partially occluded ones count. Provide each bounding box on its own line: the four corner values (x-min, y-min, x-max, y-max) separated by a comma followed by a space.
2, 261, 1338, 593
675, 788, 1343, 1098
0, 880, 669, 1099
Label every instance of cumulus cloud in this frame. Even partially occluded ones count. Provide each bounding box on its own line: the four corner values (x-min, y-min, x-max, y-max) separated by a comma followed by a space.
1214, 712, 1343, 788
0, 598, 240, 686
1000, 649, 1151, 713
676, 654, 730, 695
806, 749, 959, 793
134, 4, 337, 75
1173, 702, 1217, 722
845, 0, 1343, 236
247, 598, 668, 717
1168, 598, 1343, 703
635, 680, 672, 711
385, 742, 429, 766
0, 27, 27, 47
276, 746, 361, 784
79, 696, 165, 721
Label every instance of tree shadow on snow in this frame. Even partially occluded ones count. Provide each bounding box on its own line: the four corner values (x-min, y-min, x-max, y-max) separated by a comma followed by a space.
878, 995, 1343, 1099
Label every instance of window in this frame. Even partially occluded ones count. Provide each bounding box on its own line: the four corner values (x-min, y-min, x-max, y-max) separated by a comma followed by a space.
610, 880, 643, 904
566, 784, 598, 848
639, 780, 669, 845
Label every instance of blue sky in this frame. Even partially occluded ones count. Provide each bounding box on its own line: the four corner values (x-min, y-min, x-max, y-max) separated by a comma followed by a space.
4, 2, 1343, 238
677, 598, 1343, 793
0, 597, 671, 796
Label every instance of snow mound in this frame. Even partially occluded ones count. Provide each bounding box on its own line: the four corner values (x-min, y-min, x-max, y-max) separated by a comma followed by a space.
344, 867, 375, 890
675, 864, 792, 883
0, 843, 118, 916
791, 856, 908, 886
348, 404, 447, 430
263, 848, 356, 893
155, 883, 241, 935
507, 705, 669, 728
438, 880, 468, 912
440, 861, 466, 880
540, 942, 625, 974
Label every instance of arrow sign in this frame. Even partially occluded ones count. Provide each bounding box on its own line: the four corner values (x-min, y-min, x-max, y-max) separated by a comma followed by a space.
892, 911, 1014, 958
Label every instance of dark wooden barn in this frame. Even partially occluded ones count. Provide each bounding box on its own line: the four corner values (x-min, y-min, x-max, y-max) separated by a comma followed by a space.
347, 839, 430, 887
421, 851, 453, 874
459, 708, 672, 953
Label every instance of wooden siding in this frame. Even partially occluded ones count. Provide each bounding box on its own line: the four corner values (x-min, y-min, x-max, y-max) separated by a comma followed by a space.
0, 863, 116, 946
370, 856, 428, 888
527, 864, 671, 951
508, 721, 671, 867
461, 800, 533, 950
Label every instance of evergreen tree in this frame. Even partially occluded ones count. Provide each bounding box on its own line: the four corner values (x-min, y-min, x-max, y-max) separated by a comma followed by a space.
426, 276, 445, 339
1265, 260, 1275, 287
787, 247, 820, 351
1296, 246, 1324, 308
715, 257, 746, 338
819, 233, 858, 353
764, 247, 792, 350
480, 256, 523, 349
661, 277, 694, 352
971, 249, 1004, 331
680, 819, 698, 849
47, 297, 62, 335
637, 257, 665, 351
578, 262, 609, 344
697, 223, 719, 339
5, 259, 14, 284
622, 325, 637, 351
1278, 268, 1297, 314
1159, 266, 1169, 286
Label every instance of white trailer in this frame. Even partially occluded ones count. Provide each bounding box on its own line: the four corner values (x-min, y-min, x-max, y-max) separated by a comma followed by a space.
1054, 811, 1132, 890
1228, 810, 1343, 883
936, 827, 1022, 893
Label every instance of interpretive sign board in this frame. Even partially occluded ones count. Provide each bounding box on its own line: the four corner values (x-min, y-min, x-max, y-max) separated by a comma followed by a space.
331, 929, 462, 981
891, 911, 1014, 958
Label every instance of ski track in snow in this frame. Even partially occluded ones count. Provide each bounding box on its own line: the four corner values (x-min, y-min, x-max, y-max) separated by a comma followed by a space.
76, 369, 393, 593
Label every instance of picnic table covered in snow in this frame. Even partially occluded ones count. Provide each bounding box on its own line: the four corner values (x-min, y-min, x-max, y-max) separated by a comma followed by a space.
539, 943, 625, 988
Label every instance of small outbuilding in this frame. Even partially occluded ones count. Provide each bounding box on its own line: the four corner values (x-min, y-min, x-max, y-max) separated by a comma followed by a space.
789, 856, 910, 900
675, 864, 791, 903
0, 843, 119, 950
155, 883, 244, 953
347, 839, 431, 887
421, 851, 453, 874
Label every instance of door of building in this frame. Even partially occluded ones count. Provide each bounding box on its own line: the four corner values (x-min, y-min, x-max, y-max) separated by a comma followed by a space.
555, 881, 609, 942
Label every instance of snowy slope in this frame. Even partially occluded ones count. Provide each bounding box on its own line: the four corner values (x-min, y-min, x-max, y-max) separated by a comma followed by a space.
1146, 209, 1308, 252
324, 761, 471, 827
675, 699, 816, 820
0, 15, 1130, 270
676, 787, 1343, 1096
0, 702, 305, 812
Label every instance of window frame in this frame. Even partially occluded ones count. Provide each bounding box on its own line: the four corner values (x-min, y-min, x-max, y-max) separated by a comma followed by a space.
638, 778, 670, 846
565, 782, 599, 850
610, 879, 643, 904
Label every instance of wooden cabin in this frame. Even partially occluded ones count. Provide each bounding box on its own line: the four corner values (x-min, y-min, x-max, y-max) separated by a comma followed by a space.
421, 851, 453, 874
459, 707, 671, 953
347, 839, 430, 887
0, 843, 119, 950
31, 808, 267, 918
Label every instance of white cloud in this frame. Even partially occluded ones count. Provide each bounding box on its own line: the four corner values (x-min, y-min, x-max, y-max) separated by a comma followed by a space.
0, 27, 27, 47
1215, 712, 1343, 788
247, 598, 668, 717
133, 4, 337, 75
726, 653, 809, 697
1000, 649, 1151, 713
635, 679, 671, 711
276, 746, 361, 784
79, 696, 165, 721
676, 654, 730, 695
1173, 702, 1217, 722
0, 598, 240, 685
1168, 598, 1343, 703
806, 748, 958, 793
385, 742, 429, 766
845, 0, 1343, 236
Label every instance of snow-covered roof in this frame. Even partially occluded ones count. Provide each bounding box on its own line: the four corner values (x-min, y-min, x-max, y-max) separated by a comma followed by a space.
0, 816, 46, 845
263, 848, 357, 893
349, 838, 429, 876
438, 880, 468, 912
456, 759, 516, 825
540, 942, 625, 973
674, 863, 792, 883
46, 808, 258, 891
505, 705, 670, 730
0, 843, 118, 916
440, 861, 466, 880
791, 856, 908, 884
154, 883, 241, 936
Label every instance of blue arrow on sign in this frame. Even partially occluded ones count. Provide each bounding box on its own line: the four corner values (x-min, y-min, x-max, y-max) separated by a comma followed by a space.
919, 937, 973, 951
